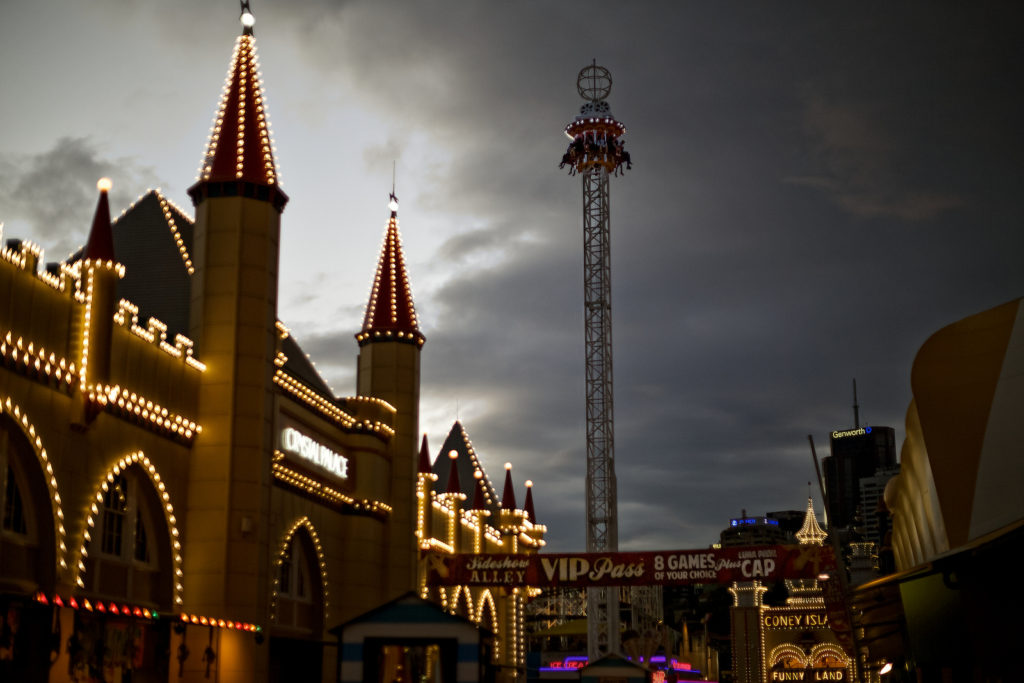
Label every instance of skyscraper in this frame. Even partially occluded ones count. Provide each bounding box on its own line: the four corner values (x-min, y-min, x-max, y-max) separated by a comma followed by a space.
822, 426, 897, 532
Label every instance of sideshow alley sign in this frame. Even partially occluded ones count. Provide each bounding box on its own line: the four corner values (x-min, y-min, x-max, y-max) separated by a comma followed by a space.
425, 544, 836, 588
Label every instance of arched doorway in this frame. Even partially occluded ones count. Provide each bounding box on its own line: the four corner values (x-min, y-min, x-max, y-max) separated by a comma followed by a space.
72, 461, 175, 683
269, 521, 326, 683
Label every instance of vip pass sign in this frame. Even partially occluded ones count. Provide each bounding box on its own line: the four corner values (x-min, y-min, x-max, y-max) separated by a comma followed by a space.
281, 427, 349, 479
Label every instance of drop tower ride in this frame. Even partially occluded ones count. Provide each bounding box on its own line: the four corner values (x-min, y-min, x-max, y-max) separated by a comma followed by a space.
559, 61, 632, 660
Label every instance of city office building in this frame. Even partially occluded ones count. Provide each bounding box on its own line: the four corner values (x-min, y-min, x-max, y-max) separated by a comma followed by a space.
822, 426, 896, 532
719, 513, 792, 548
0, 11, 543, 683
857, 465, 899, 549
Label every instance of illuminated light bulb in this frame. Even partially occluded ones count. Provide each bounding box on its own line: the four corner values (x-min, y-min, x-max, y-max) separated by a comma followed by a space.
97, 177, 113, 192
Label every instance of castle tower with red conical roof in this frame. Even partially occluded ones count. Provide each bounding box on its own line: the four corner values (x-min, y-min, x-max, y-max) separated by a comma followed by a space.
356, 191, 424, 598
77, 178, 124, 396
182, 6, 286, 672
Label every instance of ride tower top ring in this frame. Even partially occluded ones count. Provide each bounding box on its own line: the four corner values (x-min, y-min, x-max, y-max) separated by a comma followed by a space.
577, 61, 612, 102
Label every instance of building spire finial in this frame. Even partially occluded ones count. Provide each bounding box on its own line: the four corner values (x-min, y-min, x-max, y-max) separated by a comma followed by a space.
240, 0, 255, 36
852, 378, 860, 428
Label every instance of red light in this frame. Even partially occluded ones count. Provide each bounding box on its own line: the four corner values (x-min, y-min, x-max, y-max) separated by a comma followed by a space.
96, 602, 107, 613
69, 597, 79, 609
35, 592, 48, 605
134, 607, 143, 617
54, 596, 65, 607
108, 604, 119, 615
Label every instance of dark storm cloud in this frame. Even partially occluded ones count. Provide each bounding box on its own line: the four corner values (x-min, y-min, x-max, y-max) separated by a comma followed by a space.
0, 137, 160, 260
6, 2, 1021, 553
264, 2, 1022, 551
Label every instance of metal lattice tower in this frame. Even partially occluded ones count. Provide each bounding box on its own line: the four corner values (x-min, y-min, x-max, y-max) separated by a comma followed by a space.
559, 60, 632, 661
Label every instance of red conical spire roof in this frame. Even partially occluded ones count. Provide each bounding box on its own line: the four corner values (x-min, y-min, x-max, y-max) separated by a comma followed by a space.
501, 463, 517, 510
445, 449, 462, 495
84, 178, 115, 262
417, 434, 432, 475
356, 193, 424, 347
524, 480, 537, 522
196, 20, 279, 187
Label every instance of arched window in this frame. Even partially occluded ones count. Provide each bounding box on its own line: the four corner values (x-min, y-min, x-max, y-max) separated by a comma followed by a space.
83, 467, 170, 609
0, 417, 55, 594
2, 464, 28, 535
278, 536, 312, 602
273, 530, 323, 635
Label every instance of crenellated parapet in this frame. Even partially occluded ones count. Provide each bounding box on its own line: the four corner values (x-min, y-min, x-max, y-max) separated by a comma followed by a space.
114, 300, 206, 371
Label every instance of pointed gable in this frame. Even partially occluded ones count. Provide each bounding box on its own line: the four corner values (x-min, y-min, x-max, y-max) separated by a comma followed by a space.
431, 421, 499, 516
106, 191, 194, 338
356, 194, 424, 347
196, 31, 279, 186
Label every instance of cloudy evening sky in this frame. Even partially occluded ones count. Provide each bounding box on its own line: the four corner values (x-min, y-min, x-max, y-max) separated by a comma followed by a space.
1, 1, 1021, 551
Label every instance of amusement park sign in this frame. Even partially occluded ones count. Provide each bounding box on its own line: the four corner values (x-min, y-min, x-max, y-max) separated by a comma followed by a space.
426, 544, 836, 588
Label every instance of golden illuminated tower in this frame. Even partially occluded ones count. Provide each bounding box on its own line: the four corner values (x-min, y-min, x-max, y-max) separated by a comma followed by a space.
356, 191, 425, 598
183, 4, 287, 676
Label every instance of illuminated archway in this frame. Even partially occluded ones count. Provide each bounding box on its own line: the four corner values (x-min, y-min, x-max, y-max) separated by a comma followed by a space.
809, 643, 850, 669
768, 643, 808, 669
271, 516, 329, 625
477, 590, 498, 634
0, 397, 67, 580
75, 451, 183, 607
449, 585, 474, 621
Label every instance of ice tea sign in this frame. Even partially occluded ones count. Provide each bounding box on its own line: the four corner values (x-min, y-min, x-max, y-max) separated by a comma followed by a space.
280, 426, 349, 480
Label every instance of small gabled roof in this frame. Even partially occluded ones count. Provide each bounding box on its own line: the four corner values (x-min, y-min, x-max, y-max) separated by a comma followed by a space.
329, 591, 483, 637
356, 194, 424, 347
195, 26, 279, 186
431, 421, 499, 517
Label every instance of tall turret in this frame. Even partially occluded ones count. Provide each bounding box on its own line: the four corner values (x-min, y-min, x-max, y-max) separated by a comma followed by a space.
78, 178, 124, 397
356, 191, 424, 597
183, 4, 286, 663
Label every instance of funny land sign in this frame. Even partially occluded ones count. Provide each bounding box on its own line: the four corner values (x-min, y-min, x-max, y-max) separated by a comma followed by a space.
425, 544, 836, 589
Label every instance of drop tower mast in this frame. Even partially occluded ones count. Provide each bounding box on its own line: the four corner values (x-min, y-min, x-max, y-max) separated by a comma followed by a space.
560, 61, 631, 660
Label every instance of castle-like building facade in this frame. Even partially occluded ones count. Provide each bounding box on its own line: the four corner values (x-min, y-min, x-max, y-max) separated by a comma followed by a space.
0, 12, 542, 683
